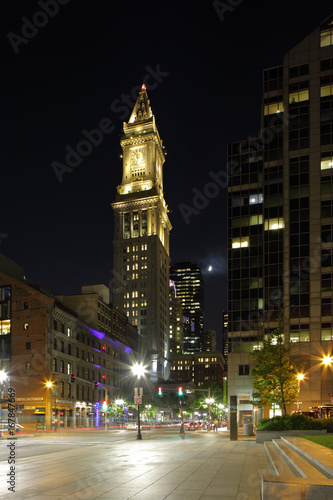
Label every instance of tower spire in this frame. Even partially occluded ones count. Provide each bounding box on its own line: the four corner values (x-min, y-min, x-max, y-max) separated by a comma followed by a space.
128, 84, 153, 124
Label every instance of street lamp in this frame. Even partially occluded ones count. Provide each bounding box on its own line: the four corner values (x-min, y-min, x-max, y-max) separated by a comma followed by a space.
0, 370, 8, 429
115, 399, 125, 428
45, 381, 54, 431
322, 355, 333, 404
297, 374, 304, 411
131, 363, 145, 440
45, 381, 58, 431
205, 397, 215, 431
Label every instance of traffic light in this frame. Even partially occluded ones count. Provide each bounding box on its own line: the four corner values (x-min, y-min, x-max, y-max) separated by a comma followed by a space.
178, 386, 183, 396
102, 400, 107, 410
95, 381, 99, 388
158, 387, 163, 396
71, 374, 76, 384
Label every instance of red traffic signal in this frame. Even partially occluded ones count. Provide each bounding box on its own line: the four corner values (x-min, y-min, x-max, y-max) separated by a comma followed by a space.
71, 374, 76, 384
158, 387, 163, 396
178, 386, 183, 396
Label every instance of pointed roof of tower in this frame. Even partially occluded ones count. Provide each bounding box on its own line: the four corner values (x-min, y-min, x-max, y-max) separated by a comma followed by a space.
128, 84, 153, 124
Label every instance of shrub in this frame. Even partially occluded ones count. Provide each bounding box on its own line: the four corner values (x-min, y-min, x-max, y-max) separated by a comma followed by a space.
257, 414, 328, 431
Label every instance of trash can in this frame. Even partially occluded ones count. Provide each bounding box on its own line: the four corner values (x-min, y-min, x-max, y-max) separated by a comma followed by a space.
243, 416, 253, 436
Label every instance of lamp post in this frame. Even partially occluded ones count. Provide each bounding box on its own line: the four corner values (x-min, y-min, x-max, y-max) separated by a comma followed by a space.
131, 363, 145, 440
0, 370, 8, 428
323, 355, 333, 404
297, 374, 304, 410
205, 390, 215, 431
115, 399, 125, 428
45, 381, 54, 431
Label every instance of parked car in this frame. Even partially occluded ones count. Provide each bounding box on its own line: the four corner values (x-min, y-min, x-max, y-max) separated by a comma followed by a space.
291, 410, 317, 418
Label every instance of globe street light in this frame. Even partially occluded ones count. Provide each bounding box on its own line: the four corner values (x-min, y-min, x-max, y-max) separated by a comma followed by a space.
131, 363, 145, 439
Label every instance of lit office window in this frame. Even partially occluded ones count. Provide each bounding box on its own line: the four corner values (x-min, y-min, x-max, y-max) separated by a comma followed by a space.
321, 27, 333, 47
321, 157, 333, 170
264, 218, 284, 230
264, 102, 284, 115
289, 89, 309, 104
232, 237, 249, 249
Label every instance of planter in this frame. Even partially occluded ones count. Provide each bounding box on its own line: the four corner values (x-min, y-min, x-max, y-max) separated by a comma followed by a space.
256, 429, 327, 443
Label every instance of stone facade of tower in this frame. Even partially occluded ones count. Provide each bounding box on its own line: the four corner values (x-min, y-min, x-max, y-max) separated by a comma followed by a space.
112, 85, 172, 382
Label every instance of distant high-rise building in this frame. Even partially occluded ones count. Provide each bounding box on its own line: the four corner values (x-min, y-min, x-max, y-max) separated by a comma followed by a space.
169, 280, 184, 354
169, 262, 204, 353
222, 312, 228, 368
202, 330, 217, 352
112, 85, 172, 382
227, 15, 333, 420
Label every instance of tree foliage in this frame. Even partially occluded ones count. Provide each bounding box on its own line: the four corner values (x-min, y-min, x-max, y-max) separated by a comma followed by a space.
250, 319, 298, 416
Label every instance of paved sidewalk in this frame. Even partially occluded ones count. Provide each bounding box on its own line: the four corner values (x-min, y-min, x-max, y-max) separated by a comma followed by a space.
0, 431, 269, 500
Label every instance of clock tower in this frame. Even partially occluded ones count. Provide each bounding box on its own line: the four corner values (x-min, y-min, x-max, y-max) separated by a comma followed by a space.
112, 85, 172, 382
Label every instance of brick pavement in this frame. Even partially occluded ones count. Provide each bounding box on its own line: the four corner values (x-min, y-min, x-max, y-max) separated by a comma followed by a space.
0, 431, 269, 500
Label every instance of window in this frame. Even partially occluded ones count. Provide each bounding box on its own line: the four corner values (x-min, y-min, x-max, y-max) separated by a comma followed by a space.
124, 213, 130, 239
53, 358, 57, 371
23, 322, 29, 330
264, 101, 284, 115
321, 58, 333, 71
232, 237, 249, 249
53, 320, 57, 330
61, 341, 64, 353
321, 26, 333, 47
321, 84, 333, 98
321, 323, 333, 341
238, 365, 249, 376
321, 156, 333, 170
26, 362, 31, 370
26, 342, 31, 350
23, 301, 29, 310
289, 87, 309, 104
264, 218, 284, 230
289, 325, 310, 343
289, 64, 309, 78
60, 360, 64, 373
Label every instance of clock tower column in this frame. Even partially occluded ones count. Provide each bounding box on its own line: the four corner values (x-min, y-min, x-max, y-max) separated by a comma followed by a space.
112, 85, 172, 382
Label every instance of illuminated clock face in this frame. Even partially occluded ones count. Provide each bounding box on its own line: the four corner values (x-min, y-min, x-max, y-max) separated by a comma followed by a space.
131, 148, 146, 164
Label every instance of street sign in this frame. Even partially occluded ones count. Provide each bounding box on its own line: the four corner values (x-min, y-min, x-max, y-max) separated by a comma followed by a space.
134, 396, 142, 404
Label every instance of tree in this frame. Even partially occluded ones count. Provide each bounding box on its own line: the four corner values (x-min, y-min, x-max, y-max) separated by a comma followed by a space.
250, 318, 298, 416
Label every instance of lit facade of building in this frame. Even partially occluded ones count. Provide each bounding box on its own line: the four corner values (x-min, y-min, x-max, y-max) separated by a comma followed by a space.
59, 284, 138, 351
169, 352, 225, 386
112, 85, 172, 382
227, 15, 333, 421
169, 280, 184, 354
202, 330, 217, 352
0, 256, 137, 430
169, 262, 204, 353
